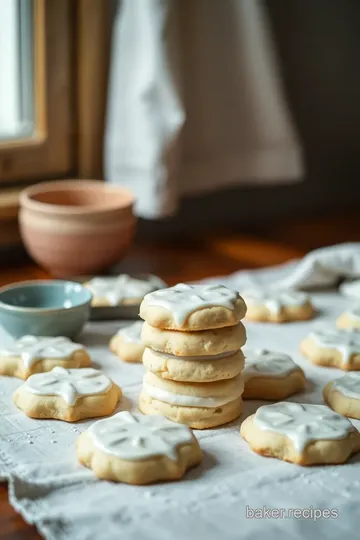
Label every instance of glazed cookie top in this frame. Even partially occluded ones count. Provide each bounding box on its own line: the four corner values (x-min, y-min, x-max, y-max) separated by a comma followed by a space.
332, 372, 360, 400
254, 402, 354, 452
243, 349, 300, 380
141, 283, 246, 329
309, 328, 360, 363
85, 274, 165, 305
0, 336, 84, 369
116, 321, 143, 344
241, 287, 309, 315
22, 367, 112, 405
88, 411, 195, 461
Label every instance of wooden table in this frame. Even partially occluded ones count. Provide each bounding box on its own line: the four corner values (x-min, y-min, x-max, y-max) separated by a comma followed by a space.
1, 218, 359, 539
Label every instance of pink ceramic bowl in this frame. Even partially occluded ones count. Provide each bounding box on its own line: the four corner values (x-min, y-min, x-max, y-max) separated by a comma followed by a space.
19, 180, 136, 277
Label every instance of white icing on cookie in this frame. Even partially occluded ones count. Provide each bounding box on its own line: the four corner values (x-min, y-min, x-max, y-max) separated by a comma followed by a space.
86, 275, 164, 305
153, 349, 238, 362
117, 321, 143, 344
143, 377, 244, 408
0, 336, 83, 369
88, 411, 194, 461
23, 367, 111, 405
144, 283, 240, 325
254, 402, 353, 452
244, 349, 299, 381
310, 328, 360, 364
241, 287, 309, 315
332, 372, 360, 400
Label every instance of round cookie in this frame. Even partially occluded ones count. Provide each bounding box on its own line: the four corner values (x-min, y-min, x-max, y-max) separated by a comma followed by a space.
324, 372, 360, 419
110, 321, 144, 363
0, 336, 91, 380
141, 321, 246, 357
241, 402, 360, 465
242, 349, 305, 400
13, 367, 121, 422
337, 306, 360, 330
84, 274, 165, 307
77, 411, 202, 484
140, 283, 246, 331
301, 328, 360, 370
241, 287, 314, 323
142, 347, 245, 383
139, 371, 243, 429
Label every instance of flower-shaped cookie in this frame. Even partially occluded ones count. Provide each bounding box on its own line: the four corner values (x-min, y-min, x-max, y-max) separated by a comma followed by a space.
241, 402, 360, 465
242, 287, 314, 323
77, 411, 202, 483
243, 349, 305, 400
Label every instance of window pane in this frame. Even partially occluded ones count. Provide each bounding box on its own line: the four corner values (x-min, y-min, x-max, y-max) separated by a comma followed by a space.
0, 0, 33, 141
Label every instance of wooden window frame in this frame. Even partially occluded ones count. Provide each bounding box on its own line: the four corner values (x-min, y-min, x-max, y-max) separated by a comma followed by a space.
0, 0, 110, 249
0, 0, 74, 182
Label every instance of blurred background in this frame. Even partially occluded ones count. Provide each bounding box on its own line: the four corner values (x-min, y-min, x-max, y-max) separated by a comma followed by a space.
1, 0, 360, 276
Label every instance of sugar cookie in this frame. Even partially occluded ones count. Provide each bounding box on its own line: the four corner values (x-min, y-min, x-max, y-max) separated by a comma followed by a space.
324, 372, 360, 419
139, 371, 243, 429
13, 367, 121, 422
84, 274, 165, 307
110, 321, 144, 363
143, 347, 244, 383
241, 402, 360, 465
337, 306, 360, 330
140, 283, 246, 331
141, 321, 246, 357
242, 349, 305, 400
301, 328, 360, 370
241, 287, 314, 323
77, 411, 202, 484
0, 336, 91, 380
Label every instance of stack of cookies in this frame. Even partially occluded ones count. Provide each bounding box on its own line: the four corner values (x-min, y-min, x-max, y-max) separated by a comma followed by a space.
138, 283, 247, 429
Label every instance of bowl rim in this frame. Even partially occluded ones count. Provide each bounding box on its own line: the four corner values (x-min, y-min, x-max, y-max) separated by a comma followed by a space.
0, 279, 93, 313
19, 179, 136, 215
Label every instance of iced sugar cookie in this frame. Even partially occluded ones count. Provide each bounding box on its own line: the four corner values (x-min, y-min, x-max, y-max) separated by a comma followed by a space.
337, 306, 360, 330
13, 367, 121, 422
140, 283, 246, 330
241, 287, 314, 323
242, 349, 305, 400
139, 372, 243, 429
301, 328, 360, 370
110, 321, 144, 363
77, 411, 202, 484
0, 336, 91, 380
142, 348, 244, 383
84, 274, 165, 307
324, 372, 360, 419
141, 321, 246, 357
241, 402, 360, 465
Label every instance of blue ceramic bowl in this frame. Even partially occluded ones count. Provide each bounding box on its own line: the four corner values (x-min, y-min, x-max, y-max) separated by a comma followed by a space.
0, 280, 92, 339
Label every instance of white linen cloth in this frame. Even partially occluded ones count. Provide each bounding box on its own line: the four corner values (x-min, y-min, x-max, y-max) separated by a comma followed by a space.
2, 247, 360, 539
201, 243, 360, 291
105, 0, 303, 218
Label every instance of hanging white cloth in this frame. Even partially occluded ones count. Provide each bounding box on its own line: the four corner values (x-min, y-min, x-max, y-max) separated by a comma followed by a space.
105, 0, 304, 218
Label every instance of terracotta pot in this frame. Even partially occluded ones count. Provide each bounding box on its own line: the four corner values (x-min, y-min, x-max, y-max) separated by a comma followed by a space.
19, 180, 137, 277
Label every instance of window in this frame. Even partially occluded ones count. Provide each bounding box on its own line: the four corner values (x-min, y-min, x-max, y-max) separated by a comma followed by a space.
0, 0, 109, 249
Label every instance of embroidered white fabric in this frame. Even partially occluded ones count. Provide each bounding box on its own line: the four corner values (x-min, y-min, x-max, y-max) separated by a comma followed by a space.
2, 257, 360, 539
